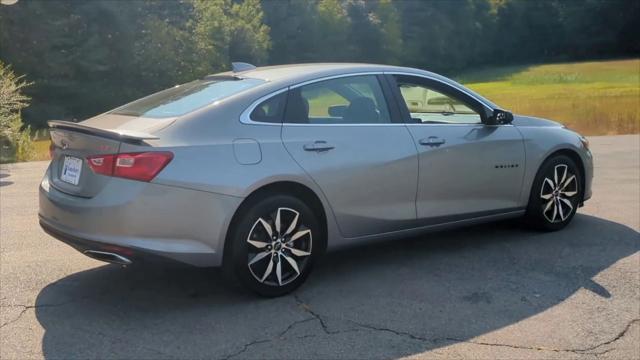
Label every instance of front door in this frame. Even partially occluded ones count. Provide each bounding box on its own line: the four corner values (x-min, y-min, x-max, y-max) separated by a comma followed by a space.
388, 74, 525, 222
281, 74, 419, 238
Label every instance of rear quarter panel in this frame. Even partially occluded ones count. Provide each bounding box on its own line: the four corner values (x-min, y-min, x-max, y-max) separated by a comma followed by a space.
125, 90, 344, 252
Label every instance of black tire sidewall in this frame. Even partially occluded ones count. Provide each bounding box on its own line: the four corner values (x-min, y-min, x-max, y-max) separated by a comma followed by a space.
526, 155, 582, 231
224, 194, 321, 297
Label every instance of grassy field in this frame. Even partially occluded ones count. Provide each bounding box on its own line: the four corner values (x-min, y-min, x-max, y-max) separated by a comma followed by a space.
458, 59, 639, 135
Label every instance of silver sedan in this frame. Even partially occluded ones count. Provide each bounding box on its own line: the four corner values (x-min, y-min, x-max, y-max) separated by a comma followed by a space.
39, 63, 593, 296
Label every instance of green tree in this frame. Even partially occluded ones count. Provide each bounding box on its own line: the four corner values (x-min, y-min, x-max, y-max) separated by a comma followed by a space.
315, 0, 351, 61
0, 61, 34, 163
191, 0, 270, 74
262, 0, 319, 64
133, 1, 198, 91
1, 0, 638, 132
375, 0, 403, 65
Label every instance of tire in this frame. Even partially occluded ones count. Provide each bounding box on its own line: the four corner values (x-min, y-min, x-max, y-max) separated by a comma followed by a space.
223, 194, 321, 297
525, 155, 583, 231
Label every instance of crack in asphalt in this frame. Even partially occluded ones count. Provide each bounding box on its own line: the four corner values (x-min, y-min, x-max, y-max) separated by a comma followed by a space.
219, 339, 272, 360
277, 317, 316, 338
293, 294, 337, 335
0, 278, 118, 329
219, 318, 317, 360
0, 301, 78, 328
346, 320, 431, 342
292, 294, 361, 336
220, 296, 359, 360
443, 318, 639, 355
222, 292, 637, 360
4, 290, 635, 359
348, 318, 640, 356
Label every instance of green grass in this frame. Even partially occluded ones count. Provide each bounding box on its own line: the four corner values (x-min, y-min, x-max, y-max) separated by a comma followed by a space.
457, 59, 640, 135
33, 139, 51, 161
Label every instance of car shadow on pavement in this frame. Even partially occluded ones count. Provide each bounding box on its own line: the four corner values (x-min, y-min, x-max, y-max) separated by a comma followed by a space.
34, 214, 639, 359
0, 172, 12, 187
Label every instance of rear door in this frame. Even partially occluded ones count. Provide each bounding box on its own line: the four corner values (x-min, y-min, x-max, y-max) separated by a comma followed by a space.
387, 74, 526, 221
281, 74, 419, 238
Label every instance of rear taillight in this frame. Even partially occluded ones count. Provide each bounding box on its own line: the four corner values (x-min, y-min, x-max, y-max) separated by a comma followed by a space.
87, 154, 116, 176
49, 142, 55, 159
87, 152, 173, 182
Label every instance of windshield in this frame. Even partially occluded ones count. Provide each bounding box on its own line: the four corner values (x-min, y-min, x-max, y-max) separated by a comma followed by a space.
111, 78, 264, 118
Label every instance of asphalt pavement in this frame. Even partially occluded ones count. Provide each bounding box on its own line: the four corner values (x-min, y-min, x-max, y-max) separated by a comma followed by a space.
1, 135, 638, 359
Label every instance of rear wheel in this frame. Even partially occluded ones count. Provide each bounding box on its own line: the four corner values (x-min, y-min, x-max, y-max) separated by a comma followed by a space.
525, 155, 582, 231
224, 194, 321, 297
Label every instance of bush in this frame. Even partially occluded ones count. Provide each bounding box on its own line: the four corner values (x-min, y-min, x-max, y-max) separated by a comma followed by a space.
0, 61, 34, 163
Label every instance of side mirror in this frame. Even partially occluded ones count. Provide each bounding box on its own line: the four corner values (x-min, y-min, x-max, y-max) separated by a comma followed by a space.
486, 109, 514, 125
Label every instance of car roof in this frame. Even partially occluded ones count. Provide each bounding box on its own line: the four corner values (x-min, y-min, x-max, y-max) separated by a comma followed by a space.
215, 63, 429, 84
212, 62, 499, 110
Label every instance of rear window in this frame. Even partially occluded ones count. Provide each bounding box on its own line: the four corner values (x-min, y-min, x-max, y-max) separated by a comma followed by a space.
111, 78, 264, 118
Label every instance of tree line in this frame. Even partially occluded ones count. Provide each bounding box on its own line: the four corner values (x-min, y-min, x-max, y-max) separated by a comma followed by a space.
0, 0, 638, 129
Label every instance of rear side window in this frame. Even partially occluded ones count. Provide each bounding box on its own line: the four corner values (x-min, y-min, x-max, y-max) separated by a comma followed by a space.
284, 75, 391, 124
112, 78, 264, 118
250, 92, 287, 123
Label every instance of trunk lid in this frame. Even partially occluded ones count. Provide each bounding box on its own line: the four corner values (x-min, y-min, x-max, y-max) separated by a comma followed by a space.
48, 115, 172, 198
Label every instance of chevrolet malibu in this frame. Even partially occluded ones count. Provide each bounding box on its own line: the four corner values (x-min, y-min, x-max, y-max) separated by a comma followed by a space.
40, 63, 593, 296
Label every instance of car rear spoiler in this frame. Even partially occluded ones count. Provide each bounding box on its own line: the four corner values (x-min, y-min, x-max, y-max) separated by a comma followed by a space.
48, 120, 159, 142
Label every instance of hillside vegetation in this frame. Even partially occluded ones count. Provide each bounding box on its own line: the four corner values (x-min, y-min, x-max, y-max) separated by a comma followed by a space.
461, 59, 639, 135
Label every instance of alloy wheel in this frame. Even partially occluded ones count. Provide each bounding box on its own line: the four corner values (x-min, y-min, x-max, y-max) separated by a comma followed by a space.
539, 164, 579, 223
246, 207, 312, 286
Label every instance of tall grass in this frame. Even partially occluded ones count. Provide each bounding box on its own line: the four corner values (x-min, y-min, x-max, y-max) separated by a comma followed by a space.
460, 59, 640, 135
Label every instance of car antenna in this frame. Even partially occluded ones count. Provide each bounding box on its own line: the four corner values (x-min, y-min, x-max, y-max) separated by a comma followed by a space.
231, 62, 256, 73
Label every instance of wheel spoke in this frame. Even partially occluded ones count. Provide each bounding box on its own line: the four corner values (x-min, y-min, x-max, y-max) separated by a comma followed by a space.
282, 253, 300, 275
285, 245, 311, 257
559, 197, 574, 218
288, 229, 311, 243
276, 257, 283, 286
556, 165, 567, 186
249, 251, 270, 266
557, 198, 564, 220
275, 208, 282, 235
260, 257, 274, 282
544, 199, 554, 213
258, 218, 273, 238
560, 175, 576, 191
561, 189, 578, 197
285, 211, 299, 236
550, 200, 558, 222
541, 191, 553, 200
541, 178, 555, 200
247, 239, 269, 249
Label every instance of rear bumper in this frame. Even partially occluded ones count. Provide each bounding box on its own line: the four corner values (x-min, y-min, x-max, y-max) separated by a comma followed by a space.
39, 168, 243, 267
40, 218, 162, 265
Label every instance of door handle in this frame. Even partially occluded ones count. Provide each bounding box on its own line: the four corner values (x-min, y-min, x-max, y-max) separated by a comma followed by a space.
419, 136, 446, 147
303, 140, 335, 152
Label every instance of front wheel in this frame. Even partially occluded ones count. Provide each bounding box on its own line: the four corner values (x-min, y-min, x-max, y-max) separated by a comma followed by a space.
525, 155, 582, 231
224, 194, 321, 297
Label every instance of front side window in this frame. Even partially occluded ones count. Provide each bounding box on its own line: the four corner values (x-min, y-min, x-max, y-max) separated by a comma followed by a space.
112, 77, 264, 118
394, 77, 482, 124
284, 75, 391, 124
